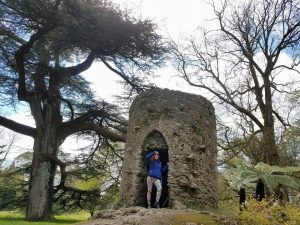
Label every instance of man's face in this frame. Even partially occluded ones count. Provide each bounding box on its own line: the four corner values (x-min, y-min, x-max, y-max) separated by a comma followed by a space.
154, 153, 159, 160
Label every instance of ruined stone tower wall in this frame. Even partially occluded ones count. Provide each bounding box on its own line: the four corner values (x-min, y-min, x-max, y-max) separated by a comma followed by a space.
121, 88, 218, 209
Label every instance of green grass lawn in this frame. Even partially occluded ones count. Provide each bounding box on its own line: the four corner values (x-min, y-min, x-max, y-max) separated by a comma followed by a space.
0, 211, 89, 225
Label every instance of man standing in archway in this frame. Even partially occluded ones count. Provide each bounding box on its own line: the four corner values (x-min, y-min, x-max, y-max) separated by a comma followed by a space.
146, 150, 168, 208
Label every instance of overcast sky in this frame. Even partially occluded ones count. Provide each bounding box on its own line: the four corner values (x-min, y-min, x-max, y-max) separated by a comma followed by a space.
4, 0, 300, 163
3, 0, 217, 161
82, 0, 215, 103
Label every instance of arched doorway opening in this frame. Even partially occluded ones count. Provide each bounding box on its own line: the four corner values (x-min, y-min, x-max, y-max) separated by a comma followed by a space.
140, 130, 169, 208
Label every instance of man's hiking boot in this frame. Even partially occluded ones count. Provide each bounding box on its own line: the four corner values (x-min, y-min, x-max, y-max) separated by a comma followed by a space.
154, 202, 160, 209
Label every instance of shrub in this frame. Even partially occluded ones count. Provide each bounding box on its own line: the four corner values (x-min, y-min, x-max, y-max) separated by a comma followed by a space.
221, 199, 300, 225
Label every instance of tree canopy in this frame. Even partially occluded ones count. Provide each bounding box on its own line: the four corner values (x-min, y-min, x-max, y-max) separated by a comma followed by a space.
0, 0, 166, 220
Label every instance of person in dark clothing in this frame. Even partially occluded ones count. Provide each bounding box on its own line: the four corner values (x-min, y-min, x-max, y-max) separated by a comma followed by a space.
238, 187, 246, 211
146, 150, 168, 209
256, 178, 265, 201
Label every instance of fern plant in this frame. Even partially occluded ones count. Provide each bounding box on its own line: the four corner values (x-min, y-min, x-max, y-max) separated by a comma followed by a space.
223, 158, 300, 194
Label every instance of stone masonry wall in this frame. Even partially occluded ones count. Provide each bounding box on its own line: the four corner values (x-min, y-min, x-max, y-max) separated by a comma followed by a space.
120, 88, 218, 209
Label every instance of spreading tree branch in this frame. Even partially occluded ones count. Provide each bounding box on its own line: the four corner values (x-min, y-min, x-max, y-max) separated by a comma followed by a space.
62, 52, 95, 77
14, 26, 56, 101
0, 116, 36, 137
59, 121, 126, 143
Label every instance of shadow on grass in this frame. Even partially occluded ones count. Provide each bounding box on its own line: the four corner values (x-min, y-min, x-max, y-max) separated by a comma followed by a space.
0, 214, 86, 225
0, 218, 83, 224
50, 218, 84, 224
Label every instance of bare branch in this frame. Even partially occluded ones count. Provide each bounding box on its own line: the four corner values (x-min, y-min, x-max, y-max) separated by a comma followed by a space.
59, 121, 126, 143
272, 110, 291, 128
100, 57, 146, 94
60, 97, 74, 121
0, 116, 36, 137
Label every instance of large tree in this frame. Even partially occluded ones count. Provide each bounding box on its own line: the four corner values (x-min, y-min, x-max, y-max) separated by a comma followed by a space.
0, 0, 165, 220
171, 0, 300, 165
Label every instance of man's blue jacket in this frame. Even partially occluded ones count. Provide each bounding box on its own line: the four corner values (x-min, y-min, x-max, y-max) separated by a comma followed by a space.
146, 151, 168, 179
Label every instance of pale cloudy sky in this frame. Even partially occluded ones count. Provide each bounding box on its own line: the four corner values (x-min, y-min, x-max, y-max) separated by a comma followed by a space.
82, 0, 214, 102
4, 0, 299, 161
3, 0, 216, 161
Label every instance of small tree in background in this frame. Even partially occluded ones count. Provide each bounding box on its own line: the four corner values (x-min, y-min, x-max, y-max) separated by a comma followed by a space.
279, 119, 300, 166
0, 129, 18, 167
0, 136, 124, 216
0, 151, 32, 210
54, 138, 124, 217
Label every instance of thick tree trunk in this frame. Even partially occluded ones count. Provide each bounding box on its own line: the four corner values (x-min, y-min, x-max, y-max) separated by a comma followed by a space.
25, 95, 61, 221
25, 125, 58, 220
262, 127, 279, 165
262, 74, 279, 165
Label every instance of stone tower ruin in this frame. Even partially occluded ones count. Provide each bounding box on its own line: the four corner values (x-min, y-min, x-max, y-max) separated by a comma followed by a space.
120, 88, 218, 209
